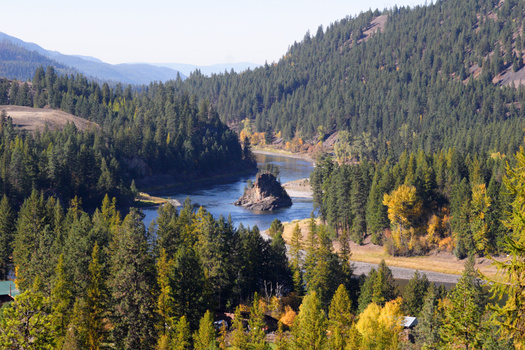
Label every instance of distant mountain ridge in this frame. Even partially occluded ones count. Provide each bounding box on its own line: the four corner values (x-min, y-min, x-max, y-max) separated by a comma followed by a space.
0, 40, 78, 81
152, 62, 261, 77
0, 31, 261, 84
0, 32, 186, 84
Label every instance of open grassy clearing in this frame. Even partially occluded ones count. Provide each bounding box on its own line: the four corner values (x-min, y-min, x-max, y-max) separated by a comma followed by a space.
0, 105, 98, 131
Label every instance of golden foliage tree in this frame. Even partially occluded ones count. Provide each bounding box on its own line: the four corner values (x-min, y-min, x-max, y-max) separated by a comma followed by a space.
355, 298, 404, 349
383, 184, 423, 255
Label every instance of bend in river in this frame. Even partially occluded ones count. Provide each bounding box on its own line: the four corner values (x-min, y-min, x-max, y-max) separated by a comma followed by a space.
142, 151, 462, 286
142, 152, 314, 231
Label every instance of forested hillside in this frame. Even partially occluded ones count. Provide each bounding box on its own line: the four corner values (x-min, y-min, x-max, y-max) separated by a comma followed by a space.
167, 0, 525, 159
0, 66, 254, 208
0, 32, 186, 85
2, 0, 525, 348
311, 148, 508, 259
0, 40, 77, 81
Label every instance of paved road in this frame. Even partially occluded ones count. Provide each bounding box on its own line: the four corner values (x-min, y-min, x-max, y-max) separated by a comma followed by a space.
351, 260, 461, 284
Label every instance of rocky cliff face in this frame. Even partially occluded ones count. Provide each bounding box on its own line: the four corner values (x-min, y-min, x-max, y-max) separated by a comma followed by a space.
234, 173, 292, 211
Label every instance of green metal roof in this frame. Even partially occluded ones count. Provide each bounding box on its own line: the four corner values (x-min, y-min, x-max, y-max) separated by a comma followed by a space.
0, 281, 20, 297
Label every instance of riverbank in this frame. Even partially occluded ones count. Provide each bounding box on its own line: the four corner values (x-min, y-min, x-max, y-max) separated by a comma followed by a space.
134, 192, 181, 207
138, 164, 257, 195
275, 218, 500, 283
282, 178, 313, 198
252, 147, 315, 163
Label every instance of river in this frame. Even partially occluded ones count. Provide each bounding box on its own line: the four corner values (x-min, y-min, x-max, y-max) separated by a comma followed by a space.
140, 151, 465, 287
142, 152, 315, 231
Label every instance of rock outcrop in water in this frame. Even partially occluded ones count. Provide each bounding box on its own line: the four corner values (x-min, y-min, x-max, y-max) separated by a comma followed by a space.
234, 173, 292, 211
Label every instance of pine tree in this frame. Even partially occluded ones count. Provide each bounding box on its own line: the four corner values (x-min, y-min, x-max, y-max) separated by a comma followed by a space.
351, 168, 367, 244
327, 284, 353, 350
0, 278, 55, 349
289, 223, 304, 295
274, 321, 288, 350
195, 209, 236, 310
218, 322, 227, 350
61, 210, 94, 298
108, 209, 157, 349
305, 225, 345, 307
173, 316, 191, 350
290, 291, 327, 350
13, 190, 49, 291
268, 229, 292, 291
415, 284, 443, 349
156, 248, 174, 342
372, 260, 398, 307
402, 270, 430, 317
486, 146, 525, 349
357, 268, 376, 314
269, 219, 284, 239
62, 298, 88, 350
194, 310, 218, 350
85, 242, 107, 350
0, 195, 14, 280
248, 293, 269, 350
470, 183, 491, 255
337, 229, 354, 293
50, 254, 73, 348
171, 243, 209, 329
440, 256, 486, 349
155, 202, 181, 259
230, 306, 248, 350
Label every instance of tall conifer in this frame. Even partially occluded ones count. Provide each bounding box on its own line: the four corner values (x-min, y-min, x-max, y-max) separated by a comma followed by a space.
291, 291, 327, 350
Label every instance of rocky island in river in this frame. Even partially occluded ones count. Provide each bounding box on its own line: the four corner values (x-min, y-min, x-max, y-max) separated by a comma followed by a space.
235, 172, 292, 211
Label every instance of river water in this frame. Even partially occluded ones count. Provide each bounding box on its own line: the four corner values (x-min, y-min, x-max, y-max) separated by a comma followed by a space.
140, 153, 467, 288
142, 152, 315, 231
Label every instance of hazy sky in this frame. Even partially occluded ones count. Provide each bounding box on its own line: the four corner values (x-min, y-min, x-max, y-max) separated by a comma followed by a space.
2, 0, 426, 66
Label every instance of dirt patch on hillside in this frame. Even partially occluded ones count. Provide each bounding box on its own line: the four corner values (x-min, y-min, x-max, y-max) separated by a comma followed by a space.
363, 15, 387, 39
500, 65, 525, 87
0, 105, 98, 132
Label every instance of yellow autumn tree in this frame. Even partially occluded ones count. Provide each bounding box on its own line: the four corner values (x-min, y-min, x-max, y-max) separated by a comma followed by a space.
355, 298, 404, 349
383, 185, 423, 255
243, 118, 252, 137
239, 129, 250, 144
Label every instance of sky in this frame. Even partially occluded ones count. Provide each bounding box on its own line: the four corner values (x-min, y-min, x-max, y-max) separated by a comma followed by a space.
2, 0, 426, 66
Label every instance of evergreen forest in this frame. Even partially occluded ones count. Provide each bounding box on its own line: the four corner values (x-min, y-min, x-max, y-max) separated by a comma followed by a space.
166, 0, 525, 158
2, 0, 525, 348
0, 66, 254, 208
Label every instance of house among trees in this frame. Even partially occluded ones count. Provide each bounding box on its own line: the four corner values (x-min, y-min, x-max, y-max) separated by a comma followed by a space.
403, 316, 418, 329
0, 281, 19, 305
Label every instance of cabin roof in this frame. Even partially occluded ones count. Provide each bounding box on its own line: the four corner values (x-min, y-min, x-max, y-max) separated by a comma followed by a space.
0, 281, 20, 297
403, 316, 418, 328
